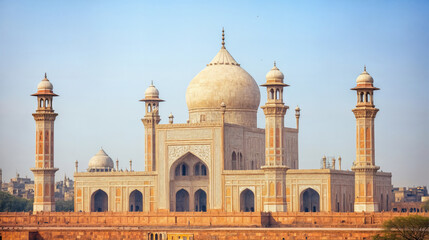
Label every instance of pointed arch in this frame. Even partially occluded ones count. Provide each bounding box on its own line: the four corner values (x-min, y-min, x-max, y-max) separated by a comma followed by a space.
231, 151, 237, 170
175, 189, 189, 212
91, 189, 108, 212
300, 188, 320, 212
129, 190, 143, 212
194, 189, 207, 212
240, 189, 255, 212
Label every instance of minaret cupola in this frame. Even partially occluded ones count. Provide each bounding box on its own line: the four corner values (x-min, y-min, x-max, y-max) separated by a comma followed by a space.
262, 62, 289, 103
32, 73, 58, 112
352, 66, 379, 107
140, 81, 164, 116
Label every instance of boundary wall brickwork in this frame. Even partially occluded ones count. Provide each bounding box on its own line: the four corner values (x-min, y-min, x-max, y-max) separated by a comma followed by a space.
1, 212, 428, 240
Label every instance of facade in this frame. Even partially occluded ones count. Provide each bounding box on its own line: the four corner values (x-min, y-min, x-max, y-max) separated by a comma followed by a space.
32, 32, 392, 213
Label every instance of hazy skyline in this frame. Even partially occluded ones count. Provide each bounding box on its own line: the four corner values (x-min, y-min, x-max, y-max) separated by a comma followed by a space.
0, 1, 428, 187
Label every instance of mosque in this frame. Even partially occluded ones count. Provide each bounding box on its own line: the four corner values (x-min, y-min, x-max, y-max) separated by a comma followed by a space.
31, 31, 392, 213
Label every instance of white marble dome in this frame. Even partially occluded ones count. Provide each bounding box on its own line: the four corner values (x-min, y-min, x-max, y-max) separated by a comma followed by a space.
88, 149, 114, 172
356, 67, 374, 85
144, 83, 159, 99
37, 73, 53, 91
265, 63, 284, 83
185, 45, 260, 127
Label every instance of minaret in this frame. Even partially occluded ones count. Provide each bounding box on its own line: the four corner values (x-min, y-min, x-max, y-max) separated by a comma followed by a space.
351, 66, 380, 212
140, 82, 163, 171
261, 62, 289, 212
30, 73, 59, 212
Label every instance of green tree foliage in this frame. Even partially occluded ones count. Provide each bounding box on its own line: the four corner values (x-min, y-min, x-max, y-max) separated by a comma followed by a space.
55, 200, 74, 212
0, 191, 33, 212
374, 215, 429, 240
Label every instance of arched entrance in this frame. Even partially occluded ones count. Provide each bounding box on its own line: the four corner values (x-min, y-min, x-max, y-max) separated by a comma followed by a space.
240, 189, 255, 212
176, 189, 189, 212
194, 189, 207, 212
91, 189, 108, 212
129, 190, 143, 212
170, 152, 209, 212
300, 188, 320, 212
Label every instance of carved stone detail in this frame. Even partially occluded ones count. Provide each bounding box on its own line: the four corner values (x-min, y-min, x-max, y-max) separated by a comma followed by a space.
32, 113, 58, 121
352, 108, 378, 118
261, 105, 288, 116
168, 145, 211, 165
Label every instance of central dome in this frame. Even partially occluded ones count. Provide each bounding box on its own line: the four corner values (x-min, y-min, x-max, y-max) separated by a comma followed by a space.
186, 35, 260, 127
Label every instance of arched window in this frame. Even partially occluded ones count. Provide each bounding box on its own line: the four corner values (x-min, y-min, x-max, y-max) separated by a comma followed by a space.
386, 194, 389, 211
40, 98, 44, 108
366, 92, 369, 103
194, 164, 200, 176
270, 89, 274, 100
201, 164, 207, 176
148, 104, 152, 113
182, 164, 187, 176
238, 152, 243, 170
45, 99, 49, 108
232, 151, 237, 170
175, 163, 189, 176
343, 193, 346, 212
360, 92, 364, 102
276, 89, 279, 100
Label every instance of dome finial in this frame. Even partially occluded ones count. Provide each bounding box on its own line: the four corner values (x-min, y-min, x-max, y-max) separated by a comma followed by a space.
222, 27, 225, 48
151, 80, 154, 86
274, 61, 276, 67
44, 72, 47, 79
364, 65, 366, 72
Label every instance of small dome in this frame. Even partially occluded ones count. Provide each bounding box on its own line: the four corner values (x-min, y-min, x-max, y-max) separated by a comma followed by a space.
295, 106, 300, 111
88, 149, 114, 172
265, 63, 284, 83
144, 83, 159, 99
37, 73, 53, 91
356, 66, 374, 85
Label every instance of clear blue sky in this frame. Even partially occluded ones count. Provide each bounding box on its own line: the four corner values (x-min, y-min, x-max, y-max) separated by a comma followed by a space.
0, 1, 428, 187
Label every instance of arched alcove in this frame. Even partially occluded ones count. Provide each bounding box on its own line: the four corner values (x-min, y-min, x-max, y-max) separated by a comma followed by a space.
176, 189, 189, 212
129, 190, 143, 212
300, 188, 320, 212
194, 189, 207, 212
240, 189, 255, 212
91, 189, 108, 212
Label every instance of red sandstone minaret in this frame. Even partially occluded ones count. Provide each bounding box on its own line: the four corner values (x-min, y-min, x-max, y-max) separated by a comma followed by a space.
31, 73, 59, 212
351, 66, 380, 212
261, 62, 289, 212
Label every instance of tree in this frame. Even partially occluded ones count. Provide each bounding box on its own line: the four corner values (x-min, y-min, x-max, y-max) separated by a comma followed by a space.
55, 200, 74, 212
0, 191, 33, 212
374, 215, 429, 240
